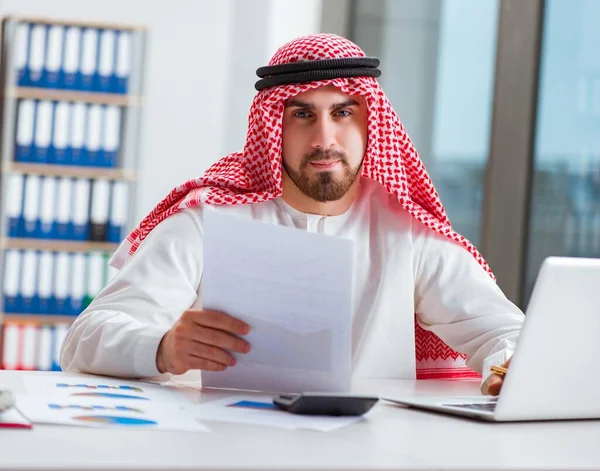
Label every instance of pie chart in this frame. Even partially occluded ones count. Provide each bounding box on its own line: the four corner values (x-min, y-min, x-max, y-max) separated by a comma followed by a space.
73, 415, 158, 426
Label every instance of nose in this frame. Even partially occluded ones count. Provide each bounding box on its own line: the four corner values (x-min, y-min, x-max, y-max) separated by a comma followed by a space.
311, 116, 337, 150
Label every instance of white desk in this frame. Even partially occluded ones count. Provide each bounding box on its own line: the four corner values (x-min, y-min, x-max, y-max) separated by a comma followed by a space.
1, 370, 599, 471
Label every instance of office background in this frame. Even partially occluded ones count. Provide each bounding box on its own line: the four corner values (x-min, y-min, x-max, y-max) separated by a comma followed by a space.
0, 0, 598, 358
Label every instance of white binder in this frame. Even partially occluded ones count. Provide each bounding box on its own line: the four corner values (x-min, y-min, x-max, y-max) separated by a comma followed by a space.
62, 27, 81, 89
39, 177, 57, 238
28, 24, 46, 85
37, 325, 54, 371
45, 25, 64, 87
55, 178, 73, 239
33, 100, 53, 162
23, 175, 41, 237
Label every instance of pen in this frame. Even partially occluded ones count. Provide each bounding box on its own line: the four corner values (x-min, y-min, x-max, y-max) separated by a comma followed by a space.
490, 365, 508, 377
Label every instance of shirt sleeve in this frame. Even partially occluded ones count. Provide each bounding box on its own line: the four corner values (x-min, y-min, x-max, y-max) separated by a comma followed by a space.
60, 209, 204, 378
413, 222, 525, 374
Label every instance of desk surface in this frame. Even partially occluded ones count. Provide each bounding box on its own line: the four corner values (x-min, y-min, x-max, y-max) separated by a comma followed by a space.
1, 370, 599, 471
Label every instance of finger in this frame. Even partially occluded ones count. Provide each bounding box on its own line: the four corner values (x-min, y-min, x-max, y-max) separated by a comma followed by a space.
187, 310, 250, 336
186, 355, 229, 372
486, 376, 503, 396
195, 326, 251, 354
189, 342, 237, 367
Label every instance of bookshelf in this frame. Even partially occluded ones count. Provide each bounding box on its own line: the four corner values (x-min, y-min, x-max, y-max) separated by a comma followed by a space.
0, 16, 147, 371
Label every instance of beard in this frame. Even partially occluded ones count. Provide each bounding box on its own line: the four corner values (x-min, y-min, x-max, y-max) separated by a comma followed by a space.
283, 149, 361, 202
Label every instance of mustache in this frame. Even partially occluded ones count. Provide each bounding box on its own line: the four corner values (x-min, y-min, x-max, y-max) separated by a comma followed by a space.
304, 149, 348, 163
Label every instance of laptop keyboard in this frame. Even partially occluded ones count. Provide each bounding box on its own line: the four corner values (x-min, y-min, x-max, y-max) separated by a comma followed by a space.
442, 402, 497, 412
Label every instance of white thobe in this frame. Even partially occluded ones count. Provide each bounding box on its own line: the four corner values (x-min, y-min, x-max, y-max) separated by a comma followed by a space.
60, 178, 525, 380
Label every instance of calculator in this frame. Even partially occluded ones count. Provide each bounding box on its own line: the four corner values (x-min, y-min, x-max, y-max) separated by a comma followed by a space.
272, 392, 379, 416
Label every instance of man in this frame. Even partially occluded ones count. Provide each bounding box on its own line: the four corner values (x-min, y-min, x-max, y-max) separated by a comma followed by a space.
61, 34, 523, 395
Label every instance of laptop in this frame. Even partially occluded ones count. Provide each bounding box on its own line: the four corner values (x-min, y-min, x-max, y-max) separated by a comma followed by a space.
383, 256, 600, 422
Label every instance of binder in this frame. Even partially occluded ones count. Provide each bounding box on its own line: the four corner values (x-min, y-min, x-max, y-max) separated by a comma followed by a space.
22, 175, 41, 238
52, 323, 70, 371
102, 105, 121, 167
33, 100, 53, 163
97, 30, 116, 92
70, 103, 87, 166
108, 181, 128, 243
51, 101, 71, 165
39, 177, 57, 239
62, 27, 81, 90
1, 323, 20, 370
79, 28, 98, 91
69, 253, 86, 316
85, 104, 104, 166
53, 252, 71, 315
15, 23, 30, 87
44, 25, 64, 89
36, 325, 53, 371
6, 174, 25, 238
90, 179, 110, 241
85, 252, 105, 308
55, 177, 73, 239
20, 324, 38, 371
37, 251, 55, 315
70, 178, 91, 241
114, 31, 131, 94
27, 24, 46, 88
2, 250, 22, 313
15, 99, 36, 162
20, 250, 38, 314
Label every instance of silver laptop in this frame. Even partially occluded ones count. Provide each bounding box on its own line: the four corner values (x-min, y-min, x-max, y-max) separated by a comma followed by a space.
384, 256, 600, 422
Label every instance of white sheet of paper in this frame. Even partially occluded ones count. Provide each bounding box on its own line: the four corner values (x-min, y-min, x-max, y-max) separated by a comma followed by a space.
201, 209, 353, 394
16, 394, 208, 432
0, 407, 32, 428
189, 395, 370, 432
23, 375, 194, 404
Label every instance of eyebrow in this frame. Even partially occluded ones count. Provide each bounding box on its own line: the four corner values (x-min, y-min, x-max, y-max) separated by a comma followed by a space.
284, 98, 360, 111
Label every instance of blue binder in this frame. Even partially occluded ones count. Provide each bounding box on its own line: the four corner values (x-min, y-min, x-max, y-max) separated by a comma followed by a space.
20, 251, 38, 314
50, 101, 71, 165
6, 174, 25, 238
32, 100, 53, 164
61, 26, 81, 90
22, 175, 41, 238
27, 24, 46, 88
79, 28, 98, 91
69, 103, 87, 166
38, 177, 57, 239
44, 25, 64, 89
85, 105, 104, 166
55, 178, 73, 240
68, 254, 86, 315
70, 178, 91, 241
114, 31, 131, 94
96, 29, 116, 92
108, 181, 128, 243
15, 99, 36, 163
53, 253, 71, 314
102, 105, 121, 167
15, 23, 31, 87
2, 250, 22, 313
37, 251, 55, 314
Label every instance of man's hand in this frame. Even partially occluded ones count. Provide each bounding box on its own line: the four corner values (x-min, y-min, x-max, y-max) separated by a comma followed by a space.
156, 309, 251, 375
481, 358, 511, 395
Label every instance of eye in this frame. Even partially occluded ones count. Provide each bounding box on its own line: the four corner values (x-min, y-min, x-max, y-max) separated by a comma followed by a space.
292, 110, 312, 119
335, 109, 352, 117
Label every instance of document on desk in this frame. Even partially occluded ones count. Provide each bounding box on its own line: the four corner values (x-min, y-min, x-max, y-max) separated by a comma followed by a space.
201, 210, 354, 394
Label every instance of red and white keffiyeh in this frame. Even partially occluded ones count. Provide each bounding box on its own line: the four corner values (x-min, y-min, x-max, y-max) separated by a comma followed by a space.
112, 34, 491, 380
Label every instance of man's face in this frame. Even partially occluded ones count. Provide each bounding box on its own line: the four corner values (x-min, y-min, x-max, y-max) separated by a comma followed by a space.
281, 85, 368, 202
